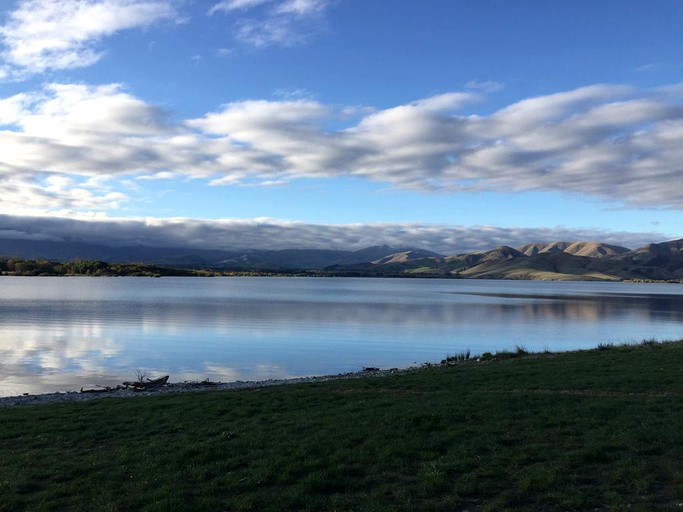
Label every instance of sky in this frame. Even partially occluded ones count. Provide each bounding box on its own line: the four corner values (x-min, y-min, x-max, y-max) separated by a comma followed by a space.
0, 0, 682, 253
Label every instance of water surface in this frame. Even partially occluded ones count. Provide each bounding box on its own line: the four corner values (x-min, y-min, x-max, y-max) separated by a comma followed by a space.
1, 277, 682, 396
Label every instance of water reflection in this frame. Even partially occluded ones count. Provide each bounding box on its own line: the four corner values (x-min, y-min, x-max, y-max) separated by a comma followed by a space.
0, 327, 121, 396
3, 293, 682, 329
0, 277, 682, 396
455, 290, 683, 321
469, 294, 683, 323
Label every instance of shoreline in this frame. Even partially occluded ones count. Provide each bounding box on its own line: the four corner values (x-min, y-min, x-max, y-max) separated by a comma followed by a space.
2, 273, 681, 283
0, 367, 408, 408
3, 339, 679, 510
3, 339, 678, 407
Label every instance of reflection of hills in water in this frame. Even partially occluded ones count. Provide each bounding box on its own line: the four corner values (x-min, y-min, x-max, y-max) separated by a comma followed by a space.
3, 291, 683, 329
2, 279, 683, 397
451, 291, 683, 322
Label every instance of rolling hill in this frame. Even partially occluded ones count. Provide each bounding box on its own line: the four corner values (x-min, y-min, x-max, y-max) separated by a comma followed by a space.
326, 239, 683, 282
517, 241, 630, 258
1, 235, 682, 281
0, 238, 432, 271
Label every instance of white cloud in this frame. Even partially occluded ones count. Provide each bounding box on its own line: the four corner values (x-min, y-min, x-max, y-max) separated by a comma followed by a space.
0, 174, 127, 214
215, 47, 235, 57
275, 0, 328, 16
0, 92, 28, 124
464, 80, 504, 93
210, 0, 272, 13
1, 82, 683, 212
209, 0, 333, 47
0, 213, 667, 254
0, 0, 178, 76
0, 83, 176, 212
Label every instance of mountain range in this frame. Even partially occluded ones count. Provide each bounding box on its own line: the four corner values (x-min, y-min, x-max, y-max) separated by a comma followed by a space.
0, 238, 436, 271
326, 239, 683, 282
1, 236, 682, 282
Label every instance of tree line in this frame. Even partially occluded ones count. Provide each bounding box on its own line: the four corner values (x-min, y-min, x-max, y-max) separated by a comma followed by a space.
0, 258, 217, 277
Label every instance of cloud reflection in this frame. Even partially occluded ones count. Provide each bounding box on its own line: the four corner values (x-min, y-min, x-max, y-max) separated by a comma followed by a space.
1, 279, 682, 396
0, 325, 121, 396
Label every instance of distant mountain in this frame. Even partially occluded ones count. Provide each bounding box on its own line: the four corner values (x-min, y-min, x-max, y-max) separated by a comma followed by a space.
207, 246, 441, 270
0, 238, 252, 267
0, 238, 423, 271
326, 238, 683, 282
223, 249, 353, 270
439, 246, 622, 281
326, 246, 527, 277
444, 246, 524, 270
457, 252, 626, 281
372, 249, 442, 265
517, 241, 572, 256
609, 239, 683, 281
616, 239, 683, 265
2, 235, 682, 281
516, 241, 630, 258
323, 248, 444, 276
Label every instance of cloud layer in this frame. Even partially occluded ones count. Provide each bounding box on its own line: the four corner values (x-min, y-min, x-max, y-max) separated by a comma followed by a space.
1, 82, 683, 212
209, 0, 332, 47
0, 214, 666, 254
0, 0, 332, 80
0, 0, 177, 77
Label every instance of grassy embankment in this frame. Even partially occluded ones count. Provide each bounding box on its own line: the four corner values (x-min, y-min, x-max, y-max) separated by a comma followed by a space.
1, 341, 682, 511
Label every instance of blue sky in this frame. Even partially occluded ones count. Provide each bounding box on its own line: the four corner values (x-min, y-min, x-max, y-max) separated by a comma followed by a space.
0, 0, 682, 253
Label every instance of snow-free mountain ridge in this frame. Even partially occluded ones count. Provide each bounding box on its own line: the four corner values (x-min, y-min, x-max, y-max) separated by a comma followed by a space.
1, 237, 682, 281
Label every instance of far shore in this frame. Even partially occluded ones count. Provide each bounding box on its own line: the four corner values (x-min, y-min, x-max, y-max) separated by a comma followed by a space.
3, 255, 683, 282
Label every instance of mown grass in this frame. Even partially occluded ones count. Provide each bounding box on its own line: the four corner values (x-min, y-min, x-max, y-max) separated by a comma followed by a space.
1, 340, 682, 511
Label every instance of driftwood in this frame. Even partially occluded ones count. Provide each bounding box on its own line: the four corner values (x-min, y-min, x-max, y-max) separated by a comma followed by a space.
79, 375, 226, 394
121, 375, 170, 391
81, 375, 171, 394
196, 378, 219, 387
80, 384, 127, 393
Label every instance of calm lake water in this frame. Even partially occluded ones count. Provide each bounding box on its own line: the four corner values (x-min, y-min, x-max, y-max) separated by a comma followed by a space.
1, 276, 682, 397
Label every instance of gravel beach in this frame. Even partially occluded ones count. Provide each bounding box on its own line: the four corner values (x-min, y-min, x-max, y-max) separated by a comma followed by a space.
0, 368, 408, 408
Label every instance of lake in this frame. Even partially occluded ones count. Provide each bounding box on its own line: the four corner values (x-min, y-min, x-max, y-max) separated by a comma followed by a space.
1, 277, 682, 397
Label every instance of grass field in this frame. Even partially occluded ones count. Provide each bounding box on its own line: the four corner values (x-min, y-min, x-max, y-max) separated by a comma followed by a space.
1, 341, 682, 511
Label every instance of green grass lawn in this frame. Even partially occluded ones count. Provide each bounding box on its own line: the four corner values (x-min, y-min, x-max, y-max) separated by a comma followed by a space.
1, 341, 682, 511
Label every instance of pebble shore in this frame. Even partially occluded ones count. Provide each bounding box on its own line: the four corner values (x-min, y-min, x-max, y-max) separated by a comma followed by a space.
0, 368, 410, 408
